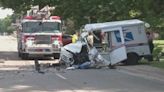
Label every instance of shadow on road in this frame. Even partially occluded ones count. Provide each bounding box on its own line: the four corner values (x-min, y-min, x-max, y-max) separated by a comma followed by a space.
0, 51, 54, 61
0, 51, 20, 61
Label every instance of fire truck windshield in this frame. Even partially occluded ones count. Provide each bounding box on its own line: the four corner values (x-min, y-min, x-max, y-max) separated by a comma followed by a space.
22, 22, 60, 33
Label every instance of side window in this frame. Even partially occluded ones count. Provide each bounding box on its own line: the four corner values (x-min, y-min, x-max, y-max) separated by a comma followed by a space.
111, 30, 123, 47
107, 32, 111, 48
62, 35, 72, 39
114, 30, 134, 42
124, 32, 134, 42
62, 35, 67, 39
114, 31, 121, 42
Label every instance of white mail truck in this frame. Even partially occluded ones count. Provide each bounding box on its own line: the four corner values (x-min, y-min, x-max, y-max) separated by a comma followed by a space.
84, 19, 151, 65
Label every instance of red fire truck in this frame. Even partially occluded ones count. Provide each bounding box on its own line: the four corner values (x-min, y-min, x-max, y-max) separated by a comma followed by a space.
17, 6, 66, 59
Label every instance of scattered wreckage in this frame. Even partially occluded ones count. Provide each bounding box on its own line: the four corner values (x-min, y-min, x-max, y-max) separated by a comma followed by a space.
59, 41, 112, 69
59, 32, 123, 69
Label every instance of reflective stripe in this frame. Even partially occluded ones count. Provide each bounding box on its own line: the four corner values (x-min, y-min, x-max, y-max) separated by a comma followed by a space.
126, 43, 148, 47
111, 43, 148, 51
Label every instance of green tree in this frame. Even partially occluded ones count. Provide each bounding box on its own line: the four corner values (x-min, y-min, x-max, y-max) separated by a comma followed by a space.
0, 0, 163, 37
0, 16, 14, 34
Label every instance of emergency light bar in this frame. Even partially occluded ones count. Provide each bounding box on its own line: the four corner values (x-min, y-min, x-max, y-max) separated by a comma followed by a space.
24, 16, 33, 20
24, 16, 61, 20
50, 16, 61, 20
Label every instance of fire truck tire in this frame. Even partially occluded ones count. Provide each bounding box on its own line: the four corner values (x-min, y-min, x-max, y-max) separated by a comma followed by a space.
54, 53, 60, 59
18, 51, 21, 57
125, 53, 139, 65
21, 53, 29, 60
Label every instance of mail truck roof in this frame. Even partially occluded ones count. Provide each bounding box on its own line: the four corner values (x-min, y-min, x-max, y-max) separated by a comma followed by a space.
84, 19, 144, 32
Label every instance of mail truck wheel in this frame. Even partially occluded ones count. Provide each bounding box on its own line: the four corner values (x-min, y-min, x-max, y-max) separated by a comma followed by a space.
21, 53, 29, 60
125, 53, 139, 65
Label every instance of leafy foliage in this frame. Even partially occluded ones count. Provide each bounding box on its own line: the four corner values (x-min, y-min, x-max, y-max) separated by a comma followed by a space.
0, 0, 164, 36
0, 16, 13, 34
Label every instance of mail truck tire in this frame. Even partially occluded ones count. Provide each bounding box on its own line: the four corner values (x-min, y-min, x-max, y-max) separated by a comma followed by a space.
21, 53, 29, 60
125, 53, 139, 65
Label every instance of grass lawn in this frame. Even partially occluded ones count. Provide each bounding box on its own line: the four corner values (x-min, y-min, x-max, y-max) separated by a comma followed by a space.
139, 59, 164, 69
148, 40, 164, 69
150, 60, 164, 69
154, 40, 164, 44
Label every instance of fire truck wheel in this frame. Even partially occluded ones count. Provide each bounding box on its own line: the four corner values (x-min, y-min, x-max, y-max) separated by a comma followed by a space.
54, 53, 60, 59
125, 53, 139, 65
21, 53, 29, 60
18, 52, 21, 57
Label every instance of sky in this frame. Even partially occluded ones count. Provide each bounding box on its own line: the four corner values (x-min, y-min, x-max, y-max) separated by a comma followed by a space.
0, 7, 13, 19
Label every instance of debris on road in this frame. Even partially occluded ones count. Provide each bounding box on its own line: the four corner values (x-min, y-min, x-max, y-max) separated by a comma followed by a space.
34, 59, 45, 74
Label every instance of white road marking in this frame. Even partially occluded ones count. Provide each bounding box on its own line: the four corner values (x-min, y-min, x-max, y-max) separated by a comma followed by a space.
56, 73, 67, 80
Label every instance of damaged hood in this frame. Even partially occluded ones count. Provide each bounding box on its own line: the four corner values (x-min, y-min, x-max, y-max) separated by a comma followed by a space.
63, 41, 86, 53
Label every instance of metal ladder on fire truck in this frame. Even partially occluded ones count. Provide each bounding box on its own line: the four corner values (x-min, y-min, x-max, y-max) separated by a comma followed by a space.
26, 5, 55, 19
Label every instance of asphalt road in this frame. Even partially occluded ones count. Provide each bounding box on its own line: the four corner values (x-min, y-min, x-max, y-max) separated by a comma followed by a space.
0, 35, 164, 92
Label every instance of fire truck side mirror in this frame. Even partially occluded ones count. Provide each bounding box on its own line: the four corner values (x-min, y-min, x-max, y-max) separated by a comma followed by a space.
18, 26, 22, 31
39, 22, 43, 25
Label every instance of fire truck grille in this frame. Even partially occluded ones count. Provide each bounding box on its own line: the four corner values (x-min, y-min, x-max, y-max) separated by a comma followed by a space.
35, 35, 51, 44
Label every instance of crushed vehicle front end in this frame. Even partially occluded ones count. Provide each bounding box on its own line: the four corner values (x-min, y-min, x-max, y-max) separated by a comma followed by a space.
59, 41, 89, 66
59, 32, 112, 69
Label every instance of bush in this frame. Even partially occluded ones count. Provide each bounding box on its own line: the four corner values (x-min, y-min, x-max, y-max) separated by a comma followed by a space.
153, 44, 163, 57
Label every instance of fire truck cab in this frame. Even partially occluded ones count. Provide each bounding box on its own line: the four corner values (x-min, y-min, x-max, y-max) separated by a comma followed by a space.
17, 6, 63, 59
